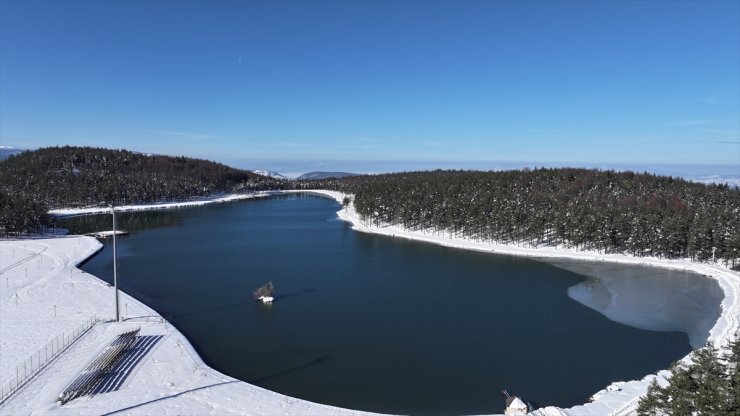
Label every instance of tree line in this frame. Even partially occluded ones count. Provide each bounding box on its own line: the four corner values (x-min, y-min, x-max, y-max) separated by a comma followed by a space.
0, 192, 56, 236
318, 169, 740, 269
3, 147, 739, 271
0, 146, 285, 235
0, 146, 286, 208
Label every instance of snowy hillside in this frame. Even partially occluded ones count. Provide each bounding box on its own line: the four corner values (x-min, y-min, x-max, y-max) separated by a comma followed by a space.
298, 171, 361, 180
251, 169, 292, 180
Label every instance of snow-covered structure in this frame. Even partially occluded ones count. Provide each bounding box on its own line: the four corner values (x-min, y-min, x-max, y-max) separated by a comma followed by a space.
505, 396, 528, 415
259, 296, 274, 303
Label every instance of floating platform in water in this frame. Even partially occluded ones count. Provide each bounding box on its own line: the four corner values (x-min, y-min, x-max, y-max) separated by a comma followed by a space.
86, 230, 129, 238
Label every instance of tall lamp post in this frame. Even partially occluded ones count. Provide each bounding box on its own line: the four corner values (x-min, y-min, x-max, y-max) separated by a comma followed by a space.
110, 204, 120, 322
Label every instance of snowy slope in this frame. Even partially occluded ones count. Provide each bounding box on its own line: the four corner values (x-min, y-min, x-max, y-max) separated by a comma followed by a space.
297, 171, 360, 180
251, 169, 292, 180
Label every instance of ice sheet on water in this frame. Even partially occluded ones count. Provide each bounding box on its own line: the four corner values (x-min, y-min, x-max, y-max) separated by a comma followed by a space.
549, 259, 724, 348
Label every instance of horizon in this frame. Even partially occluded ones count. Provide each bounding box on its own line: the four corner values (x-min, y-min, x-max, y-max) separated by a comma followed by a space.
3, 143, 739, 184
1, 0, 739, 169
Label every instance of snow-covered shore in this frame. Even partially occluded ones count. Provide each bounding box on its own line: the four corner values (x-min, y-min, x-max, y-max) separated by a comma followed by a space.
49, 191, 283, 217
2, 190, 737, 415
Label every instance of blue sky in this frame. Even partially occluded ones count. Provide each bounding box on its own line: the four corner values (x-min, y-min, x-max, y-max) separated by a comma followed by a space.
1, 0, 738, 174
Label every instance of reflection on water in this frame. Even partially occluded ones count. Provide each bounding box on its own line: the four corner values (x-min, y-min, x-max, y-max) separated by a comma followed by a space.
550, 260, 724, 348
60, 210, 182, 235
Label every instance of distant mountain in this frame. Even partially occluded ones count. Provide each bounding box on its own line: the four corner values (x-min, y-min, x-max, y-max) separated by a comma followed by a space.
0, 146, 26, 160
252, 169, 292, 180
298, 171, 361, 180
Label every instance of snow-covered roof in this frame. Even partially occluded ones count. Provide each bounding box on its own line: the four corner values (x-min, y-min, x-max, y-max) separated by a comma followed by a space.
507, 396, 527, 410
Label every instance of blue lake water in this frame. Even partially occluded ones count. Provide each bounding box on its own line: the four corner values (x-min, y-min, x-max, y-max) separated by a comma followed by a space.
61, 194, 721, 415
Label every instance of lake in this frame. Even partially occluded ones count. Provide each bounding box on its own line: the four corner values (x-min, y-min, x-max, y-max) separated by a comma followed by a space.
60, 194, 722, 415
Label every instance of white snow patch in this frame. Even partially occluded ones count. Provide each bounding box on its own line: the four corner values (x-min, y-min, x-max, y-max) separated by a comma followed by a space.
49, 192, 281, 217
259, 296, 274, 303
251, 170, 292, 180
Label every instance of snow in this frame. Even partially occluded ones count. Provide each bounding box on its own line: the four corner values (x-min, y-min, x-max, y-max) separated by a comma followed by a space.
509, 397, 526, 408
1, 189, 737, 416
251, 170, 292, 180
49, 192, 282, 217
88, 230, 128, 237
564, 262, 724, 349
507, 397, 527, 412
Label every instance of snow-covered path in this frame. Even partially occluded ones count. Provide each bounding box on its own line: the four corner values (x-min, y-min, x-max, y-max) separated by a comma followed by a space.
48, 191, 281, 217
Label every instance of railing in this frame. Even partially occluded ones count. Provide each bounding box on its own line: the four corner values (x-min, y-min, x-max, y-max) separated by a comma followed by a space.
0, 246, 47, 275
123, 315, 166, 324
0, 315, 100, 405
58, 328, 140, 405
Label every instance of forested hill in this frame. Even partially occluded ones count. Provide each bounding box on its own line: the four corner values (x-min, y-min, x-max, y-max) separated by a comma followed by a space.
334, 169, 740, 267
0, 146, 283, 208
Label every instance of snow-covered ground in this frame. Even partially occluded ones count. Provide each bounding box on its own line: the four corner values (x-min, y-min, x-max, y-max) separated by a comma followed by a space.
1, 190, 737, 415
251, 169, 294, 180
49, 191, 282, 217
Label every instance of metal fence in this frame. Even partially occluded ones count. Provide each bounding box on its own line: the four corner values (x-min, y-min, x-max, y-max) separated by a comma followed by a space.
0, 315, 100, 405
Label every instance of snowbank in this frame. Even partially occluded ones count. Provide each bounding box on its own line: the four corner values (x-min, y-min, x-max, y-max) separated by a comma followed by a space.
295, 190, 740, 416
49, 191, 282, 217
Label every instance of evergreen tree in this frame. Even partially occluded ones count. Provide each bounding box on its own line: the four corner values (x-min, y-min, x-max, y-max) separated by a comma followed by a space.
327, 169, 739, 266
664, 363, 697, 415
726, 338, 740, 415
0, 146, 286, 208
636, 378, 666, 416
691, 344, 728, 414
637, 341, 740, 416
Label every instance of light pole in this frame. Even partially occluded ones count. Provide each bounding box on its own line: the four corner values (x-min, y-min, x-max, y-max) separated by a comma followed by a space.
110, 204, 120, 322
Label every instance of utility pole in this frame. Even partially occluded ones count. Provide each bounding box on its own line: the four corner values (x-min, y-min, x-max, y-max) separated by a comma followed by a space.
111, 204, 120, 322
